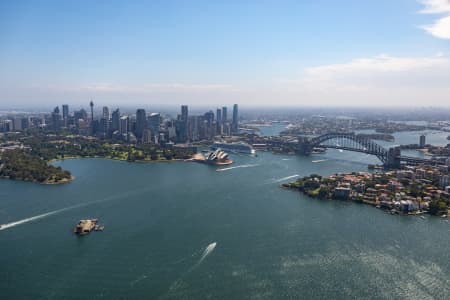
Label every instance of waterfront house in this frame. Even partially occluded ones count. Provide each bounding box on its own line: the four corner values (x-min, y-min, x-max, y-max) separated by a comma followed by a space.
334, 187, 351, 200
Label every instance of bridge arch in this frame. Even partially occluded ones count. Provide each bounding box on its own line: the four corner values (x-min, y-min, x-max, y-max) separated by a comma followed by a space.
299, 133, 389, 164
296, 132, 442, 168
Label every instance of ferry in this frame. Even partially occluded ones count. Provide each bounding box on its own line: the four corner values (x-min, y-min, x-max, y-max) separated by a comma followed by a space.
211, 142, 256, 154
73, 219, 98, 235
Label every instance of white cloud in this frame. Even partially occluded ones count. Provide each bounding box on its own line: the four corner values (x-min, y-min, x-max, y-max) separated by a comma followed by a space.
300, 54, 450, 90
273, 54, 450, 106
304, 54, 448, 76
418, 0, 450, 39
418, 0, 450, 14
421, 15, 450, 39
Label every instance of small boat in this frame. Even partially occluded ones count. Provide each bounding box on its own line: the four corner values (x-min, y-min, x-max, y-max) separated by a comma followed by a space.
94, 225, 105, 231
420, 216, 426, 220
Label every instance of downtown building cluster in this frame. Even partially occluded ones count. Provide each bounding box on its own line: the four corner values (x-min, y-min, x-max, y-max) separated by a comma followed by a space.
0, 103, 240, 145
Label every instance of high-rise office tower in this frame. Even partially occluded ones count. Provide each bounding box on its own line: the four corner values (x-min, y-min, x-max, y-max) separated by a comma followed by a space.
216, 108, 222, 124
178, 105, 189, 142
222, 106, 227, 124
419, 135, 426, 148
100, 106, 110, 136
148, 113, 161, 140
13, 118, 23, 131
181, 105, 188, 122
120, 116, 128, 135
52, 106, 61, 132
111, 108, 120, 132
20, 117, 30, 130
143, 128, 152, 144
232, 104, 238, 133
135, 109, 147, 140
188, 115, 199, 141
102, 106, 109, 120
204, 110, 214, 126
99, 117, 108, 138
216, 108, 222, 135
62, 104, 69, 120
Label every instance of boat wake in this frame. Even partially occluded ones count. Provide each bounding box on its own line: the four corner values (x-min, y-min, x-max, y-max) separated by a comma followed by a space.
162, 242, 217, 299
216, 164, 259, 172
272, 174, 299, 183
130, 274, 148, 286
0, 204, 85, 231
0, 187, 152, 232
312, 159, 328, 163
196, 242, 217, 266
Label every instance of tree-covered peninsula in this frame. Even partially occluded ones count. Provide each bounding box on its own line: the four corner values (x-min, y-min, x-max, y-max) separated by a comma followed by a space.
0, 130, 198, 185
0, 149, 72, 184
283, 170, 450, 217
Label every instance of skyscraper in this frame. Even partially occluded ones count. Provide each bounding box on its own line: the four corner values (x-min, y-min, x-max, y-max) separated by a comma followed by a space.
62, 104, 69, 120
102, 106, 109, 120
99, 117, 108, 138
111, 108, 120, 132
177, 105, 189, 142
120, 116, 128, 135
216, 108, 222, 135
148, 113, 161, 141
135, 109, 147, 140
222, 106, 227, 124
419, 135, 426, 148
232, 104, 238, 133
52, 106, 61, 132
204, 110, 214, 126
13, 117, 23, 131
99, 106, 110, 136
181, 105, 188, 122
216, 108, 222, 124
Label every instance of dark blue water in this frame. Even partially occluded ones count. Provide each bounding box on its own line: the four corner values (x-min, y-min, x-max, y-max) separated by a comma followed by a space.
1, 149, 449, 299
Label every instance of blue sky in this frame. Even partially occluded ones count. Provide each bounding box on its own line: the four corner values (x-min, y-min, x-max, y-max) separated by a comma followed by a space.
1, 0, 449, 107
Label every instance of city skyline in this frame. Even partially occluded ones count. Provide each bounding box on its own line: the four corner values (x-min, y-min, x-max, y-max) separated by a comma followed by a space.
1, 0, 450, 107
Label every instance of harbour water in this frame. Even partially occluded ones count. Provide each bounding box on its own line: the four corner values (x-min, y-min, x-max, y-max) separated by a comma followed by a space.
1, 131, 449, 299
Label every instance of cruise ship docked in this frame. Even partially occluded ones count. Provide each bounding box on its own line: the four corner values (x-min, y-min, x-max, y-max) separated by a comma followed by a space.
211, 142, 256, 154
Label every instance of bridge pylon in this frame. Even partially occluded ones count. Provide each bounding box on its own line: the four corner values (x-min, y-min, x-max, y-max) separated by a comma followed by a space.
297, 136, 313, 155
384, 147, 401, 169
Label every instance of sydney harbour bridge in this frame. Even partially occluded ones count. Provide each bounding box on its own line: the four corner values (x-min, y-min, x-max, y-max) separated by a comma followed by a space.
292, 132, 442, 168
